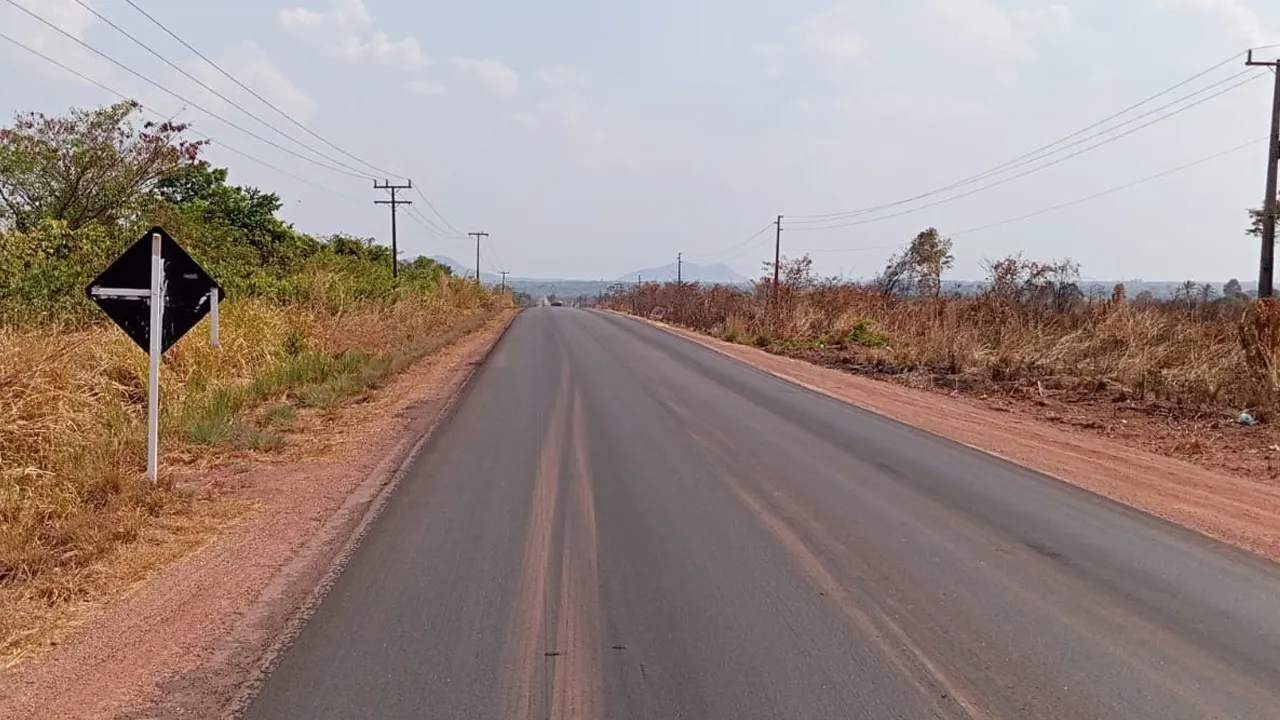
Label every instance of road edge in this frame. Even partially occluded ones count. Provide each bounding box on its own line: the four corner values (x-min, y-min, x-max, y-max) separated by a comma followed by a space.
214, 309, 521, 718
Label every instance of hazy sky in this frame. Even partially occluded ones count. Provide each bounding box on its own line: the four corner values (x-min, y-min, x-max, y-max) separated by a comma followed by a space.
1, 0, 1278, 281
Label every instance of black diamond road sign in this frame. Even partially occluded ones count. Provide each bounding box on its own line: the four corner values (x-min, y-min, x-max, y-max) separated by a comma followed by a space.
85, 226, 224, 354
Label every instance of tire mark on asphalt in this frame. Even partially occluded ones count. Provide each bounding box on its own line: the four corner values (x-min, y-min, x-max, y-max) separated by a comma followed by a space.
549, 391, 604, 720
498, 352, 571, 720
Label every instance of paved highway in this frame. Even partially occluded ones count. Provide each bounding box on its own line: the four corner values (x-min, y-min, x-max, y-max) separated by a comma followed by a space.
243, 308, 1280, 719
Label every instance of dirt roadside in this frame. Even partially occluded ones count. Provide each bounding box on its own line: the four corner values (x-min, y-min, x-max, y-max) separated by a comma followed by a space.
0, 310, 517, 720
638, 316, 1280, 564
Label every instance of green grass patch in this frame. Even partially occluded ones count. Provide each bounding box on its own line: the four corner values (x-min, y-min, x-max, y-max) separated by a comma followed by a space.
847, 319, 889, 348
183, 350, 366, 444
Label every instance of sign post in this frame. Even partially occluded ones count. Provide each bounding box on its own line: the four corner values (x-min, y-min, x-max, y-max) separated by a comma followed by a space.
147, 232, 164, 482
86, 226, 223, 484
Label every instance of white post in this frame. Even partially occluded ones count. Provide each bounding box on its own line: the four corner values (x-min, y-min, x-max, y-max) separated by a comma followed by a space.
209, 288, 220, 348
147, 233, 164, 484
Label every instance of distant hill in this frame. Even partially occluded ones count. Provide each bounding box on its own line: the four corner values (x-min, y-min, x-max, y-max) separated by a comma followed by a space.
621, 262, 748, 284
429, 255, 507, 284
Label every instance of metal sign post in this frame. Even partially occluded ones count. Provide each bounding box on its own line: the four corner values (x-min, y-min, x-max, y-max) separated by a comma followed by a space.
147, 233, 164, 482
209, 287, 220, 348
86, 226, 224, 484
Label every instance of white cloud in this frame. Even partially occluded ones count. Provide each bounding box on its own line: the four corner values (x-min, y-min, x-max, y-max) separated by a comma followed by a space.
452, 57, 520, 95
222, 41, 317, 123
280, 0, 427, 70
339, 32, 427, 67
330, 0, 373, 26
279, 7, 325, 28
928, 0, 1072, 61
278, 0, 370, 29
796, 4, 864, 63
1152, 0, 1275, 47
407, 79, 446, 95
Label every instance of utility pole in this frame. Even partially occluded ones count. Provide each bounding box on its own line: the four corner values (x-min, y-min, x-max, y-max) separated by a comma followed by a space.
374, 179, 412, 279
468, 231, 489, 284
1247, 51, 1280, 297
677, 253, 683, 285
499, 270, 509, 293
773, 215, 783, 299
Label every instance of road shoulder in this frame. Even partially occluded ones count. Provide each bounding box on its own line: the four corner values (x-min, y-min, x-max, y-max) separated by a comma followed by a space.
621, 312, 1280, 564
0, 310, 518, 720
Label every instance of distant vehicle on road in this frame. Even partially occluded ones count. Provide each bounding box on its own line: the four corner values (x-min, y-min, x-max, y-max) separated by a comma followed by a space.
550, 300, 564, 307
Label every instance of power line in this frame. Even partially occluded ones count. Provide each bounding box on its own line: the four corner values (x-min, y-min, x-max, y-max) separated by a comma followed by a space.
119, 0, 401, 181
412, 185, 461, 236
952, 137, 1266, 236
0, 29, 364, 206
403, 205, 455, 239
2, 0, 370, 179
61, 0, 375, 180
801, 137, 1265, 253
791, 50, 1255, 223
692, 221, 775, 262
481, 246, 504, 279
791, 71, 1266, 232
480, 235, 510, 274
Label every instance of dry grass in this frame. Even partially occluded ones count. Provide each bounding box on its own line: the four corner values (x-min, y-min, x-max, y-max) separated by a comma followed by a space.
621, 282, 1280, 414
0, 276, 500, 661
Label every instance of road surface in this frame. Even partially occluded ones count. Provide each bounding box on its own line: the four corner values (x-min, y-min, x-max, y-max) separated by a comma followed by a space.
242, 308, 1280, 719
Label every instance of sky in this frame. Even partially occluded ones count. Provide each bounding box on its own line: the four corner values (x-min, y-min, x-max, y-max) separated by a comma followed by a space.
1, 0, 1278, 282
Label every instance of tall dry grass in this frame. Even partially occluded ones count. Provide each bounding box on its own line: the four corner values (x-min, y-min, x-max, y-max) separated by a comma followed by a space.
619, 281, 1280, 412
0, 274, 499, 661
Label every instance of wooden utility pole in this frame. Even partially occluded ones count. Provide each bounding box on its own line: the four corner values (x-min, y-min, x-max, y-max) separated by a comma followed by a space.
1246, 51, 1280, 297
374, 180, 412, 279
468, 231, 489, 284
773, 215, 783, 299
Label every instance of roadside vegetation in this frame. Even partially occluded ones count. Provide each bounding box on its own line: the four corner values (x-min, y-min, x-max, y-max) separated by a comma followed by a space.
0, 101, 503, 662
605, 222, 1280, 424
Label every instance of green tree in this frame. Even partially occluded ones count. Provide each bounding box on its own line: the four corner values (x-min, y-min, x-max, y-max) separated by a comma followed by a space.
155, 163, 316, 268
909, 227, 954, 299
0, 101, 203, 232
1248, 198, 1279, 238
1224, 278, 1244, 299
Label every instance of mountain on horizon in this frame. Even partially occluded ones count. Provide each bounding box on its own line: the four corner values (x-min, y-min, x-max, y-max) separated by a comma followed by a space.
621, 261, 748, 284
429, 255, 502, 283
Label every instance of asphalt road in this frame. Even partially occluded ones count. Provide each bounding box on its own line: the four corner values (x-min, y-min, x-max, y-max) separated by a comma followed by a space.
242, 307, 1280, 719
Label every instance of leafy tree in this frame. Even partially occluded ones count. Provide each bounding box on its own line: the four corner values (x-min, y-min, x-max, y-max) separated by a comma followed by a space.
155, 163, 317, 269
909, 227, 954, 299
875, 227, 954, 299
1247, 198, 1279, 238
0, 101, 203, 232
1224, 278, 1244, 299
